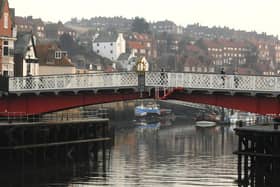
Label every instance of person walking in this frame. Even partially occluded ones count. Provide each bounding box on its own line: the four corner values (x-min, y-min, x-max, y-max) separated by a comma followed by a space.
233, 72, 239, 88
221, 68, 225, 86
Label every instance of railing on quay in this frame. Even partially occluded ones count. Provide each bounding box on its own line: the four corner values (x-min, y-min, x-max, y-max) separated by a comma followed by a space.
0, 109, 109, 124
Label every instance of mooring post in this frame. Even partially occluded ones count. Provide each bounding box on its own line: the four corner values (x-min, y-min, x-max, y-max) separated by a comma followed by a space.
237, 120, 243, 127
244, 137, 249, 185
237, 134, 242, 183
273, 122, 279, 130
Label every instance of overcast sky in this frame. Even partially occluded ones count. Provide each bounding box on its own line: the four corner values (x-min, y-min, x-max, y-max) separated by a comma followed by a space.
8, 0, 280, 36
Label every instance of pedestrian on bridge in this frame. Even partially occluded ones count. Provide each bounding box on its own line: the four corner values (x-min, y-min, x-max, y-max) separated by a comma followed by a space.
220, 68, 225, 86
160, 68, 168, 86
233, 72, 239, 88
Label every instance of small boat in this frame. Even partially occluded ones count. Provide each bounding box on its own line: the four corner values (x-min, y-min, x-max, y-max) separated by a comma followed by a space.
134, 103, 160, 117
194, 110, 218, 128
229, 112, 256, 124
195, 120, 216, 128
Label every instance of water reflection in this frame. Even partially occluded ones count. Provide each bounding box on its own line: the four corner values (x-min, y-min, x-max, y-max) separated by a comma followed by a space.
108, 120, 239, 187
0, 143, 111, 187
0, 100, 243, 186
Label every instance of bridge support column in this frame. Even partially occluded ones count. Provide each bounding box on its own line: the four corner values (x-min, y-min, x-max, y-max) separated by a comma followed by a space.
137, 73, 145, 98
234, 125, 280, 186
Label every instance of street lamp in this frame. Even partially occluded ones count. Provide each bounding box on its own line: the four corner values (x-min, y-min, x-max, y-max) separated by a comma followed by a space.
26, 54, 31, 76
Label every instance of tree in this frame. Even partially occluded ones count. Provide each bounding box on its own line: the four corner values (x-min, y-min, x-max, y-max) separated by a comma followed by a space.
131, 17, 150, 33
195, 38, 207, 51
59, 33, 76, 55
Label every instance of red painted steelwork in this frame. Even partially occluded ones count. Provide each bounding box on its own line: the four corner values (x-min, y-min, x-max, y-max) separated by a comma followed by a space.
2, 88, 280, 117
165, 90, 280, 116
0, 92, 149, 117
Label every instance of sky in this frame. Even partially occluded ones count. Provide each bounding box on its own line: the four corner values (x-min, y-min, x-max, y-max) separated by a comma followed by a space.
8, 0, 280, 36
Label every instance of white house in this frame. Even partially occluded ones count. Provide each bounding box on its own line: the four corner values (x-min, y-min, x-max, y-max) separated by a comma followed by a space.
14, 32, 39, 76
92, 32, 126, 61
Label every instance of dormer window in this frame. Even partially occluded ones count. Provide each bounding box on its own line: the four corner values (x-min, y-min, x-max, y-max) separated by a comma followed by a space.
55, 51, 67, 59
4, 13, 8, 29
55, 51, 61, 59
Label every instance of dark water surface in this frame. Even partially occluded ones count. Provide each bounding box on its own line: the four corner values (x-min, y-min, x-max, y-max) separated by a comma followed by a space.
101, 121, 239, 187
0, 102, 240, 187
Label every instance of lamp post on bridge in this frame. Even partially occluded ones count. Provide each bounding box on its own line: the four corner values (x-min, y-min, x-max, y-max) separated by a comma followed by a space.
135, 57, 148, 98
25, 46, 39, 89
26, 54, 31, 76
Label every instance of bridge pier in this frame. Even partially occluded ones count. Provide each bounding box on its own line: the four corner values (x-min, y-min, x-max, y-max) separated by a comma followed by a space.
0, 120, 113, 186
0, 118, 114, 164
0, 140, 112, 186
234, 124, 280, 187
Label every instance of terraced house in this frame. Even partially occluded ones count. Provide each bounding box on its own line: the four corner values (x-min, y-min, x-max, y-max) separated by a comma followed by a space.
0, 0, 16, 76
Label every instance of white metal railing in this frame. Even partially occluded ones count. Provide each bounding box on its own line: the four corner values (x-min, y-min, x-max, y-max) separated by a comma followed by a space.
9, 72, 138, 93
8, 72, 280, 94
145, 72, 280, 93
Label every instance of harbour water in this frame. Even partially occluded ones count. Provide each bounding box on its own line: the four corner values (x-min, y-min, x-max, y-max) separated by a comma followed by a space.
0, 101, 240, 187
101, 120, 239, 187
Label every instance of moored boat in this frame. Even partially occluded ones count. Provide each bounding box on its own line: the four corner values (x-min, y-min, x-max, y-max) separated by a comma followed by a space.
134, 103, 160, 117
195, 120, 216, 128
194, 110, 219, 128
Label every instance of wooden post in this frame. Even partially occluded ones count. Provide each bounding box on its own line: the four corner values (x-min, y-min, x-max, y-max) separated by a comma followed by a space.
237, 134, 242, 183
242, 136, 249, 185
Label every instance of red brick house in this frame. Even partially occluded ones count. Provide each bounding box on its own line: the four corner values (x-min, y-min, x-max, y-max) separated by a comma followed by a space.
15, 16, 45, 39
45, 21, 76, 41
0, 0, 16, 76
126, 32, 157, 60
203, 39, 249, 70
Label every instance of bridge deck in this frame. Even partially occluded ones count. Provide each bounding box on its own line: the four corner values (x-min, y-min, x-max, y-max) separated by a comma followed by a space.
7, 72, 280, 96
3, 71, 280, 116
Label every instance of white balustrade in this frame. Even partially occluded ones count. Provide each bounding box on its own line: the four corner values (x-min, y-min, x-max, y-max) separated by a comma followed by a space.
145, 72, 280, 93
9, 72, 138, 93
8, 72, 280, 94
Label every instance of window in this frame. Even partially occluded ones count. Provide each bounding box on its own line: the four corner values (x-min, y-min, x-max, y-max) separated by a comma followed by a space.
55, 51, 67, 59
140, 49, 145, 54
55, 51, 62, 59
27, 64, 30, 75
3, 41, 8, 56
4, 13, 8, 29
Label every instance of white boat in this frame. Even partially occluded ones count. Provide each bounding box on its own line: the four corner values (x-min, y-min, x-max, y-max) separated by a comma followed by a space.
229, 112, 256, 124
195, 121, 216, 128
134, 103, 160, 117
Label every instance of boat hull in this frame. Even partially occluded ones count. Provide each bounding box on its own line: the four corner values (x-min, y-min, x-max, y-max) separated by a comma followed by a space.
195, 121, 216, 128
134, 105, 160, 117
